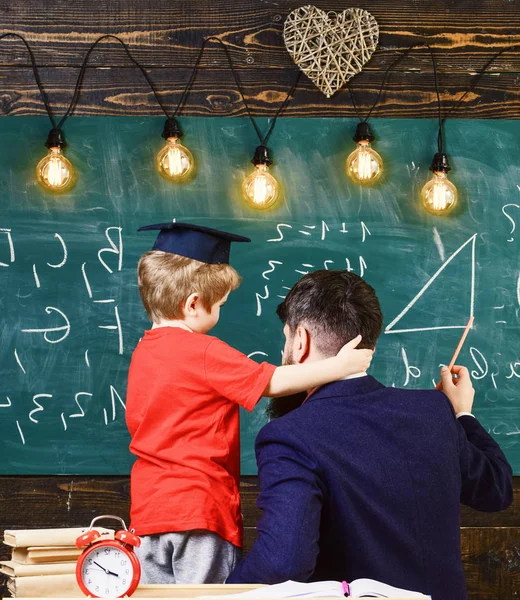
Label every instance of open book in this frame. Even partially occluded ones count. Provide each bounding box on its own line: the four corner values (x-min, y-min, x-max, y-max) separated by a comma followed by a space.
200, 580, 430, 599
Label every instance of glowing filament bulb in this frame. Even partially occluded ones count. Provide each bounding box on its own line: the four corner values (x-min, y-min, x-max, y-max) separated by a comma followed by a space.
421, 153, 458, 216
36, 147, 75, 193
243, 164, 279, 209
156, 137, 194, 182
421, 171, 458, 215
346, 141, 383, 184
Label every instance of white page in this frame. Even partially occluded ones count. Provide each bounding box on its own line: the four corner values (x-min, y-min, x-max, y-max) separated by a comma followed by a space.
197, 581, 344, 599
350, 578, 430, 599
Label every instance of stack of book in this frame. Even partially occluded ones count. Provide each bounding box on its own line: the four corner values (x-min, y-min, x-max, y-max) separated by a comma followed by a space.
1, 527, 112, 597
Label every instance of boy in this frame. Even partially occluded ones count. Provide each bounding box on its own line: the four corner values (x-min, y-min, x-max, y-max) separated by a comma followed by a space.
126, 222, 373, 585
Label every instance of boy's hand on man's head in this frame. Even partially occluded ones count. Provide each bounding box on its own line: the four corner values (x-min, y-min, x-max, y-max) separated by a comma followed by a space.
336, 335, 374, 375
437, 365, 475, 415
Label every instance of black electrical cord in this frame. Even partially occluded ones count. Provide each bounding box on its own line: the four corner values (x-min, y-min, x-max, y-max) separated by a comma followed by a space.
348, 42, 519, 155
1, 33, 173, 145
0, 33, 55, 127
175, 36, 301, 146
58, 34, 171, 127
3, 31, 516, 153
347, 43, 443, 152
443, 44, 519, 122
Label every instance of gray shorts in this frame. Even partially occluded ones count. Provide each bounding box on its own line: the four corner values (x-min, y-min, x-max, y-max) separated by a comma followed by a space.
136, 530, 241, 584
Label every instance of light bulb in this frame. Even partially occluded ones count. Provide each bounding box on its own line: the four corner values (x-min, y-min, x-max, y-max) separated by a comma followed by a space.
156, 137, 194, 182
243, 164, 279, 209
36, 147, 75, 193
346, 122, 383, 185
421, 153, 458, 216
156, 118, 194, 183
421, 171, 458, 215
242, 145, 279, 210
346, 141, 383, 184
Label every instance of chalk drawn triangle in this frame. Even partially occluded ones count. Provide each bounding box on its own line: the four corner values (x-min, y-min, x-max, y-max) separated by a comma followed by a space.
385, 233, 476, 334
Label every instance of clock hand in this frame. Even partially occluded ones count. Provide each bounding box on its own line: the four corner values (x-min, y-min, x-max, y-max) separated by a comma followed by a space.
92, 561, 107, 573
92, 561, 119, 577
105, 569, 120, 577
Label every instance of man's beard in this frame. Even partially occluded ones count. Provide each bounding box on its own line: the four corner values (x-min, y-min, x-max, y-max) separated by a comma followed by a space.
266, 348, 307, 420
266, 392, 307, 420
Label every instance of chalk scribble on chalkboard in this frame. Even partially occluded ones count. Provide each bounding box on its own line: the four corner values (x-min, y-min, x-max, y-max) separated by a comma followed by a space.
385, 234, 477, 335
256, 285, 270, 317
98, 226, 123, 273
99, 305, 124, 355
470, 347, 489, 380
0, 228, 15, 267
295, 263, 315, 275
262, 261, 283, 280
82, 262, 93, 297
15, 420, 25, 445
361, 221, 371, 242
298, 225, 315, 236
70, 392, 90, 419
29, 393, 52, 423
21, 306, 71, 343
248, 351, 269, 360
0, 397, 12, 408
432, 227, 445, 261
502, 203, 520, 243
267, 224, 292, 242
46, 233, 68, 268
506, 363, 520, 380
14, 349, 26, 373
401, 347, 421, 387
257, 221, 372, 318
32, 264, 40, 288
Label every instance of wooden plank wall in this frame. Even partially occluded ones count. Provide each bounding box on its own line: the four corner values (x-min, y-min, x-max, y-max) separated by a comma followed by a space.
0, 477, 518, 599
0, 0, 519, 118
0, 1, 519, 599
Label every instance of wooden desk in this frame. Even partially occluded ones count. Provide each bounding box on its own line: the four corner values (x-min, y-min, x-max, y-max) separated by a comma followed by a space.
138, 585, 261, 597
14, 583, 428, 599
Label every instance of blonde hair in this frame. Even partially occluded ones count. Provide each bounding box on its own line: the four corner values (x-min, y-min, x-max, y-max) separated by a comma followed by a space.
137, 251, 242, 322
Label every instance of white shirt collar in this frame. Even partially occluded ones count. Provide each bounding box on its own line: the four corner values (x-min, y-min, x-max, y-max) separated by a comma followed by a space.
341, 371, 368, 380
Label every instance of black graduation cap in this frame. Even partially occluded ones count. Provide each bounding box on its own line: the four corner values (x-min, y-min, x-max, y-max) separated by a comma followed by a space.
138, 222, 251, 265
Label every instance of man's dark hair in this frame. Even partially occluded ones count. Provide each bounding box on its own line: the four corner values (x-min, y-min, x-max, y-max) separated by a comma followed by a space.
276, 270, 383, 355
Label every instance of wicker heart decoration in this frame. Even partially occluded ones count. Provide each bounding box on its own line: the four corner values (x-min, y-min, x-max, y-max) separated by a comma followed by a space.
284, 5, 379, 98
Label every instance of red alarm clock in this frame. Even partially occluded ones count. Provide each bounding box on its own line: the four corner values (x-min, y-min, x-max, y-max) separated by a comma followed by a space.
75, 515, 141, 598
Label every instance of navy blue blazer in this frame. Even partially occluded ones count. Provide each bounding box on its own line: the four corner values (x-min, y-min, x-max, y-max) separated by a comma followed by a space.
227, 376, 513, 600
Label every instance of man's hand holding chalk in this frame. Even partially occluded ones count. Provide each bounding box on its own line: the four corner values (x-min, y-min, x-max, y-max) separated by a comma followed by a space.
437, 365, 476, 415
435, 316, 476, 414
435, 316, 474, 386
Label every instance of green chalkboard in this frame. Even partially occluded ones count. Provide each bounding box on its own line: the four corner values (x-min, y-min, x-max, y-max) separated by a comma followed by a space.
0, 116, 519, 475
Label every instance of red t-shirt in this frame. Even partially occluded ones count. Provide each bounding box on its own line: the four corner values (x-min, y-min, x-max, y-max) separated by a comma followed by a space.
126, 327, 276, 548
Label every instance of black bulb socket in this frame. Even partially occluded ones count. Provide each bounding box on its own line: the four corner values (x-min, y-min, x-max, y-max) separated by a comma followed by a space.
251, 145, 272, 167
161, 117, 183, 140
45, 128, 66, 149
353, 122, 375, 143
429, 152, 451, 173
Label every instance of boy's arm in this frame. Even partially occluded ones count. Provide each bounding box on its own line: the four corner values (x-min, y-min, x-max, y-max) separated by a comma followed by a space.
263, 335, 372, 398
204, 335, 371, 409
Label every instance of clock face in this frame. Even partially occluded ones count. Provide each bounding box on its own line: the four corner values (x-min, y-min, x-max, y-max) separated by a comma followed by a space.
79, 543, 138, 598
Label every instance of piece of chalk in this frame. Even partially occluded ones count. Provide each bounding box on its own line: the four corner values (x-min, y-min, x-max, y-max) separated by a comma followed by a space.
448, 316, 474, 371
